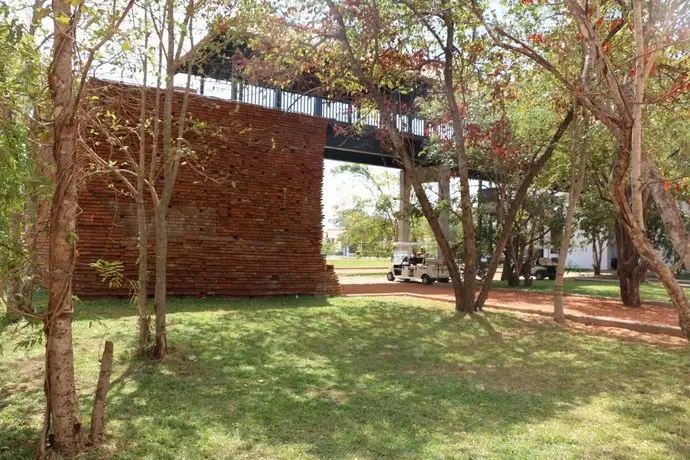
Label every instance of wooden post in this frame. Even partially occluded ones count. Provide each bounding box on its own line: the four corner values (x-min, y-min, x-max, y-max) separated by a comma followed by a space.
89, 340, 114, 444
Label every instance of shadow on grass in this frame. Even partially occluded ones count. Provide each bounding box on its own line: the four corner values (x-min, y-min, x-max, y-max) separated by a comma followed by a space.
72, 295, 338, 321
93, 298, 689, 459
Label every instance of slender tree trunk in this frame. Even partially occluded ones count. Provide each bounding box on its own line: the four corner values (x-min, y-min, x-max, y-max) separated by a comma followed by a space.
592, 239, 602, 275
441, 9, 476, 310
136, 43, 150, 355
516, 235, 527, 285
555, 37, 595, 322
136, 197, 150, 353
555, 111, 589, 322
153, 205, 168, 358
152, 0, 177, 359
670, 259, 685, 274
630, 0, 646, 230
643, 160, 690, 271
523, 241, 535, 287
406, 167, 466, 311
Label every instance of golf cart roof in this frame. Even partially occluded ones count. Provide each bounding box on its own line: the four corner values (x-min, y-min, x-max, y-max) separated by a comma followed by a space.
393, 242, 433, 247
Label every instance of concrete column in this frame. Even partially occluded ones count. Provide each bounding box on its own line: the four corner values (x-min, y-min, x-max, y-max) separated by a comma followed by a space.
437, 169, 451, 260
398, 169, 411, 242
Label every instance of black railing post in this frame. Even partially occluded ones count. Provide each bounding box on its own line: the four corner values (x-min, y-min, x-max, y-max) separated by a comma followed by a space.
407, 115, 413, 134
274, 88, 282, 110
314, 96, 323, 117
199, 76, 205, 95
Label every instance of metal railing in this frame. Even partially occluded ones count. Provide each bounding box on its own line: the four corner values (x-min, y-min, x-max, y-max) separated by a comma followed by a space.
192, 76, 454, 140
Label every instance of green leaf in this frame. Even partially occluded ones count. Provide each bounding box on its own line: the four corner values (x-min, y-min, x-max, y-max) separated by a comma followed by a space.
55, 13, 71, 26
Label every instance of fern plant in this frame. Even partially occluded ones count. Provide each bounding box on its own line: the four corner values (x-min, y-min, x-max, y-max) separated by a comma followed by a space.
89, 259, 138, 306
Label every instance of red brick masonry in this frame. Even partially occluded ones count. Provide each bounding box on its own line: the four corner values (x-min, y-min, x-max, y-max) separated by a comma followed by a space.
74, 81, 341, 297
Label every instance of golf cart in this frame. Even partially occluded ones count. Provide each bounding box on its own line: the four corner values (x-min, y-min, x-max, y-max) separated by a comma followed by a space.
530, 256, 558, 280
386, 242, 450, 285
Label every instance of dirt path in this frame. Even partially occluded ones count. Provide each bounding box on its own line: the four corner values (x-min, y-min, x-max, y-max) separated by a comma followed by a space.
341, 280, 681, 331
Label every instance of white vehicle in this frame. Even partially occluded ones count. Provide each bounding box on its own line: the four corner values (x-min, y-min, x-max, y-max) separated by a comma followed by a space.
530, 257, 558, 280
386, 242, 450, 285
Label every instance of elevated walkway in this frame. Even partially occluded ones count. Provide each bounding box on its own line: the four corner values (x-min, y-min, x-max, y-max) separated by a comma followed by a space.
189, 76, 449, 168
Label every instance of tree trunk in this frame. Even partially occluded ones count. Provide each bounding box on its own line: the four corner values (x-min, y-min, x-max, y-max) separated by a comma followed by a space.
136, 197, 150, 354
615, 220, 645, 306
136, 37, 151, 355
523, 242, 535, 287
43, 125, 82, 451
643, 160, 690, 271
89, 340, 114, 444
501, 250, 512, 281
555, 110, 589, 323
630, 0, 647, 231
151, 0, 177, 360
515, 236, 527, 285
503, 242, 519, 286
612, 202, 690, 337
407, 169, 467, 312
441, 10, 476, 309
153, 205, 168, 358
40, 0, 83, 455
592, 239, 602, 275
611, 132, 690, 337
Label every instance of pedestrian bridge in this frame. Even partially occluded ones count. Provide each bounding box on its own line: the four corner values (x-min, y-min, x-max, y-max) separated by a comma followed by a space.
185, 75, 453, 168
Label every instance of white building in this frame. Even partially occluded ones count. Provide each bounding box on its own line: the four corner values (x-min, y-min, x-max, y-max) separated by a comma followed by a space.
542, 230, 613, 271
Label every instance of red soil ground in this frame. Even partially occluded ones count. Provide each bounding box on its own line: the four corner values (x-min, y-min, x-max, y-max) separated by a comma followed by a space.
341, 280, 679, 328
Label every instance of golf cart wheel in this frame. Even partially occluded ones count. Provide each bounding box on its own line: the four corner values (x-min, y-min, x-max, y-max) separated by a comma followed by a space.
421, 274, 433, 285
535, 271, 545, 280
438, 278, 450, 283
386, 272, 395, 282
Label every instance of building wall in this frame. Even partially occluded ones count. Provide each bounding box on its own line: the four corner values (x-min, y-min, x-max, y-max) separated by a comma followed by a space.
73, 80, 341, 297
543, 230, 611, 271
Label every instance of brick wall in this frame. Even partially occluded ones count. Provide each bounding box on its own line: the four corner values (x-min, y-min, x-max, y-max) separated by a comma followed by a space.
73, 80, 341, 297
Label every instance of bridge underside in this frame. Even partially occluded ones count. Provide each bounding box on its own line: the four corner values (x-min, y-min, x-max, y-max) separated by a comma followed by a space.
324, 122, 427, 168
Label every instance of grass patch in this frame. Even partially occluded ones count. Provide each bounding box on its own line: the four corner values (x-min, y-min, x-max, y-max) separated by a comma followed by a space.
491, 279, 690, 303
326, 258, 389, 268
1, 296, 689, 459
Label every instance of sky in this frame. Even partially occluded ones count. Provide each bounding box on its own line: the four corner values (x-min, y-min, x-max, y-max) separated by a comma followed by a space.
322, 160, 396, 228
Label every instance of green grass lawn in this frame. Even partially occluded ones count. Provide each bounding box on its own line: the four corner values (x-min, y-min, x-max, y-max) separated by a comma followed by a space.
2, 296, 689, 459
326, 257, 389, 268
491, 279, 690, 303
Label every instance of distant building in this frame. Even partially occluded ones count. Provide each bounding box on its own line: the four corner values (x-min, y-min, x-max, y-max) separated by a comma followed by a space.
541, 231, 613, 271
